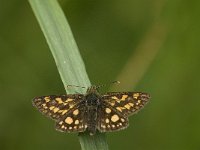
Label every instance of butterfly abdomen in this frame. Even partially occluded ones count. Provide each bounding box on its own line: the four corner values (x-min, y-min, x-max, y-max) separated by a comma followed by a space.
86, 107, 98, 135
85, 92, 101, 135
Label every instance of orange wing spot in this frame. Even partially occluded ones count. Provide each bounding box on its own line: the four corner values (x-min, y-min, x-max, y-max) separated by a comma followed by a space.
63, 102, 68, 106
124, 104, 131, 110
121, 118, 125, 122
121, 95, 128, 101
49, 106, 55, 110
110, 101, 115, 106
65, 98, 74, 103
58, 110, 63, 113
116, 99, 121, 103
43, 106, 48, 109
133, 93, 140, 99
41, 103, 46, 107
59, 121, 63, 125
56, 98, 63, 104
136, 100, 142, 105
73, 109, 79, 115
111, 115, 119, 122
75, 120, 79, 125
128, 103, 134, 107
105, 118, 110, 123
111, 96, 118, 100
62, 110, 68, 115
44, 97, 50, 102
69, 103, 75, 108
53, 107, 59, 113
116, 107, 123, 112
105, 108, 111, 113
65, 117, 73, 124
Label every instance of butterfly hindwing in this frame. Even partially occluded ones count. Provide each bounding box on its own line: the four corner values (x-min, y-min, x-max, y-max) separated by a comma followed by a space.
55, 104, 87, 133
32, 94, 84, 120
102, 92, 150, 116
97, 104, 128, 132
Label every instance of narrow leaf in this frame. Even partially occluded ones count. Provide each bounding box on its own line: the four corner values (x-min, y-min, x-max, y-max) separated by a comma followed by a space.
29, 0, 109, 149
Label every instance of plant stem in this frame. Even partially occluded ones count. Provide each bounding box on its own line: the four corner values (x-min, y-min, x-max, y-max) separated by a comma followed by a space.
29, 0, 109, 149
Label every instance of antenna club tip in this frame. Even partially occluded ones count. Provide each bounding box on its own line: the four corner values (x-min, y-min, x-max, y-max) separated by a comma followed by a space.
116, 81, 120, 84
113, 81, 120, 84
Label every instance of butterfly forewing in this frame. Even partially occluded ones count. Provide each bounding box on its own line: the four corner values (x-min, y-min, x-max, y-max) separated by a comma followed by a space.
32, 94, 84, 120
97, 104, 128, 132
102, 92, 150, 116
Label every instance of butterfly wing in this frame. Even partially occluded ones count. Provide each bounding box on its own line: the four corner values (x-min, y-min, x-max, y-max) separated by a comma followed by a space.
97, 92, 150, 132
97, 104, 129, 132
32, 94, 84, 120
55, 103, 87, 133
102, 92, 150, 117
33, 94, 87, 133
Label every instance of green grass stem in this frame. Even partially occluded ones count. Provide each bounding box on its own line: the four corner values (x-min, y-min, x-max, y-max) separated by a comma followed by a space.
29, 0, 109, 149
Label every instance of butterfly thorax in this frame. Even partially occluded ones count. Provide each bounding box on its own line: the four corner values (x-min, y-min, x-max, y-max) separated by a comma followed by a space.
85, 89, 101, 135
85, 92, 100, 107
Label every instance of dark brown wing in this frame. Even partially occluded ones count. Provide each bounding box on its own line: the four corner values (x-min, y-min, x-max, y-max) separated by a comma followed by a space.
102, 92, 150, 116
55, 103, 87, 133
32, 94, 84, 120
97, 104, 129, 132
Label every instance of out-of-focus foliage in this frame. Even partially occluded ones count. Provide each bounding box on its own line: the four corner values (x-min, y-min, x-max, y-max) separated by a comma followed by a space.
0, 0, 200, 150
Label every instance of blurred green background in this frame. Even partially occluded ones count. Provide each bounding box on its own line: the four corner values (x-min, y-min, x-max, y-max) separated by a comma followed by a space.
0, 0, 200, 150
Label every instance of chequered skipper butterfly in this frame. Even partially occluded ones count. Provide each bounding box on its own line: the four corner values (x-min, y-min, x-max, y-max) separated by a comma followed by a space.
32, 85, 150, 135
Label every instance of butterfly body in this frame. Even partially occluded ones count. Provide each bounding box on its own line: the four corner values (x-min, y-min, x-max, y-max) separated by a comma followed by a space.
33, 86, 150, 135
84, 87, 101, 135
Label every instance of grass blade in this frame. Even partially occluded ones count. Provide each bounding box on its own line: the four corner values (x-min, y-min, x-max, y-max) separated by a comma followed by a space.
29, 0, 90, 94
29, 0, 109, 149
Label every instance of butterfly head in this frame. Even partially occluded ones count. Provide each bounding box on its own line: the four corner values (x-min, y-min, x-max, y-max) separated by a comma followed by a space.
86, 81, 120, 94
86, 85, 99, 94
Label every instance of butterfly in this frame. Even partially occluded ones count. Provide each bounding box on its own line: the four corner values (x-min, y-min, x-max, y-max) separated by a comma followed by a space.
32, 85, 150, 135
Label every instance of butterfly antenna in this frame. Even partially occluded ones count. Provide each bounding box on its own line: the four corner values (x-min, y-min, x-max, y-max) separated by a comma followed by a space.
96, 81, 120, 89
66, 85, 86, 89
